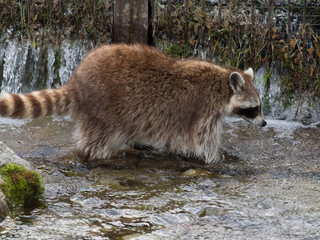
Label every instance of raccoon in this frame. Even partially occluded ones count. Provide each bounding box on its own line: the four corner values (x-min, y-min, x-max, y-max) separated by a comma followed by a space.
0, 44, 266, 164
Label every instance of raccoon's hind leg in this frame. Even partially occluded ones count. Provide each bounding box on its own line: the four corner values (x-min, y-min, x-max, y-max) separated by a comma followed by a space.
75, 122, 126, 163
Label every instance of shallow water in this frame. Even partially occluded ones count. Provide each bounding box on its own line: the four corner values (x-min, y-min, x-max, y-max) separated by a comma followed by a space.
0, 117, 319, 240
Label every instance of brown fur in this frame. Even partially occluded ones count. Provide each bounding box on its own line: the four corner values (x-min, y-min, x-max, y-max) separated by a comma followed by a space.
0, 44, 265, 164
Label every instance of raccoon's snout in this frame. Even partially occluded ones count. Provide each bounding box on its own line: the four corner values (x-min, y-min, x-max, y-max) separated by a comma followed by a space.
254, 118, 267, 127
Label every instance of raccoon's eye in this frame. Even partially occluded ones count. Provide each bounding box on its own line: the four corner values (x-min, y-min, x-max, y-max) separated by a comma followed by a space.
235, 106, 259, 119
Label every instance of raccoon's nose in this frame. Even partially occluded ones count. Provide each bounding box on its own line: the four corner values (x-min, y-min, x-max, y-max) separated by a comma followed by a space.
261, 120, 267, 127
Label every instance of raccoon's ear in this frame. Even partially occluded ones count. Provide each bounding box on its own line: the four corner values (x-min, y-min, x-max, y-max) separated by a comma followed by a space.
229, 72, 245, 93
244, 67, 254, 78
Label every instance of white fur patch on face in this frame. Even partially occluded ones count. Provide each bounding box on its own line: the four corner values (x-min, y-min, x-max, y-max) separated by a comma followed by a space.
239, 101, 259, 109
225, 95, 236, 115
245, 115, 266, 127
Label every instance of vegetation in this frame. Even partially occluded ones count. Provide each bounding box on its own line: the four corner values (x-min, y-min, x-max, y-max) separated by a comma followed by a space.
0, 0, 113, 43
153, 0, 320, 111
0, 163, 44, 207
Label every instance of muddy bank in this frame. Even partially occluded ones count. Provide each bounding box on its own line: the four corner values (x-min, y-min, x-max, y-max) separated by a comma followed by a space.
0, 117, 319, 239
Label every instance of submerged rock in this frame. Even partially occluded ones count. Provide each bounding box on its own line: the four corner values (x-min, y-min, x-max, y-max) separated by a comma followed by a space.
199, 206, 228, 217
183, 168, 213, 178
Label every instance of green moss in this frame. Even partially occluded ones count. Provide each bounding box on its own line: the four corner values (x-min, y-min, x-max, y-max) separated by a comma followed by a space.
199, 209, 206, 217
0, 164, 44, 207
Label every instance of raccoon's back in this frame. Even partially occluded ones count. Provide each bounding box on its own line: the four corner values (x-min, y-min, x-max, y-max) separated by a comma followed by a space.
71, 44, 178, 86
68, 44, 180, 113
68, 44, 210, 138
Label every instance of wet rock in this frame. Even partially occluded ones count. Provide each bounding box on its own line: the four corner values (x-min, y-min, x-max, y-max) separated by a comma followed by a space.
0, 141, 34, 170
0, 141, 35, 221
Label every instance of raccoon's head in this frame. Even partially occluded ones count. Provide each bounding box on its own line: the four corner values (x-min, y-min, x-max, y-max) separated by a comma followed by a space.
226, 68, 267, 127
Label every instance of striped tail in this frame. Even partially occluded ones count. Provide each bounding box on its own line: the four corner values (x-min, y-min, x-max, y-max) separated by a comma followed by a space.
0, 86, 73, 119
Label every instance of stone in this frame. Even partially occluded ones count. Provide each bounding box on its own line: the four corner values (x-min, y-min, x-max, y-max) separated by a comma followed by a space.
0, 141, 33, 170
0, 141, 35, 221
